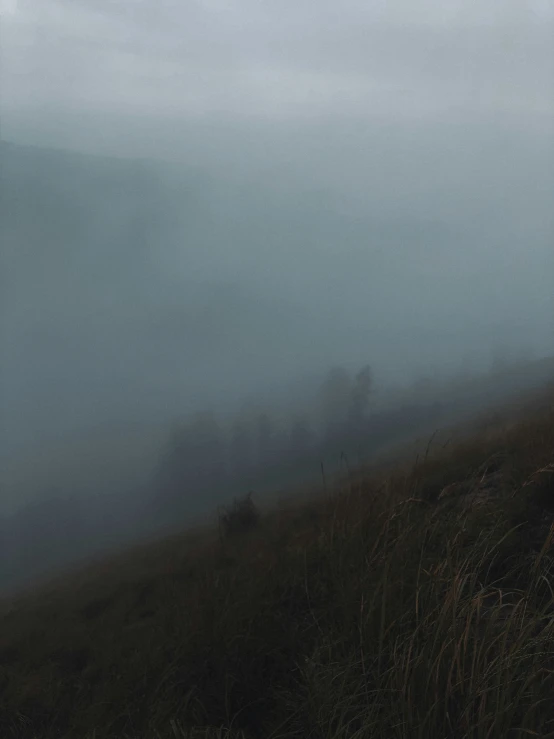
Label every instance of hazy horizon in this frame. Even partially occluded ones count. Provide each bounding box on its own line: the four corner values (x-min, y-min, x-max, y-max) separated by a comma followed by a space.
1, 0, 553, 539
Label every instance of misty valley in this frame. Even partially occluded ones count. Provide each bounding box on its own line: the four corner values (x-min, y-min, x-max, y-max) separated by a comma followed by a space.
1, 140, 553, 594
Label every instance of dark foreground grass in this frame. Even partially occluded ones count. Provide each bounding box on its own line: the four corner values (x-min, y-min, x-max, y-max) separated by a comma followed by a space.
1, 390, 554, 738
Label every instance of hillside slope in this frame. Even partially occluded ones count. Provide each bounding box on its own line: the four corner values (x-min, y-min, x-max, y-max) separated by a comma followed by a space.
0, 385, 554, 738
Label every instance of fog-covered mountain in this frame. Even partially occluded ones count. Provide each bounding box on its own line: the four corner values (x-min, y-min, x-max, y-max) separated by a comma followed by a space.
1, 138, 553, 525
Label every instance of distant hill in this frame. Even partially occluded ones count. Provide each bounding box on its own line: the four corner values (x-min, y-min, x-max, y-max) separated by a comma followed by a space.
0, 140, 329, 455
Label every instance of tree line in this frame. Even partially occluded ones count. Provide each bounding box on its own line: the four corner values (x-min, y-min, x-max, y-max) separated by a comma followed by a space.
152, 363, 387, 516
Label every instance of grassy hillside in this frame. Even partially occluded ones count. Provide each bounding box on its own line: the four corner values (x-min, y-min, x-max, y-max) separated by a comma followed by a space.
1, 384, 554, 738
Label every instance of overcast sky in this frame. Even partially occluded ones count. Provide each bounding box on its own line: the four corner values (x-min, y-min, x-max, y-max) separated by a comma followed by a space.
1, 0, 553, 145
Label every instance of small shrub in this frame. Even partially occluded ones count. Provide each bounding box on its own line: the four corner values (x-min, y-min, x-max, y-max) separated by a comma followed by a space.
218, 493, 260, 539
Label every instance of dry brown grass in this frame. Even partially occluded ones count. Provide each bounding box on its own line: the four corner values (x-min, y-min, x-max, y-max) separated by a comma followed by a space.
0, 387, 553, 738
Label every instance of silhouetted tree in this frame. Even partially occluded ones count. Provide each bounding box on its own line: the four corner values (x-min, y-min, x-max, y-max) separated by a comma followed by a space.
349, 364, 373, 430
156, 421, 193, 500
318, 366, 352, 439
189, 411, 226, 492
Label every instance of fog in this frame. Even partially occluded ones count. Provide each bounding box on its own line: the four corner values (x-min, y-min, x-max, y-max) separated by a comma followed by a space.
0, 0, 553, 591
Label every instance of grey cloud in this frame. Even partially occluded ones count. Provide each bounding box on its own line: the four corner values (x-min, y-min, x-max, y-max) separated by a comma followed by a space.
2, 0, 553, 127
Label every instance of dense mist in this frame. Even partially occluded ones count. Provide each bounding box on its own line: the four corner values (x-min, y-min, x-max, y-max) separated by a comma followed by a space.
0, 0, 553, 592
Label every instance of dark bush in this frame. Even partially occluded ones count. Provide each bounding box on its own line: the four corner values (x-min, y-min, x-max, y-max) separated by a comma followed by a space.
219, 492, 260, 539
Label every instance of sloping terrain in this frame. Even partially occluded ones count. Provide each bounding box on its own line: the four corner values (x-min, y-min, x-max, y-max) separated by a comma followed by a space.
0, 383, 554, 738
